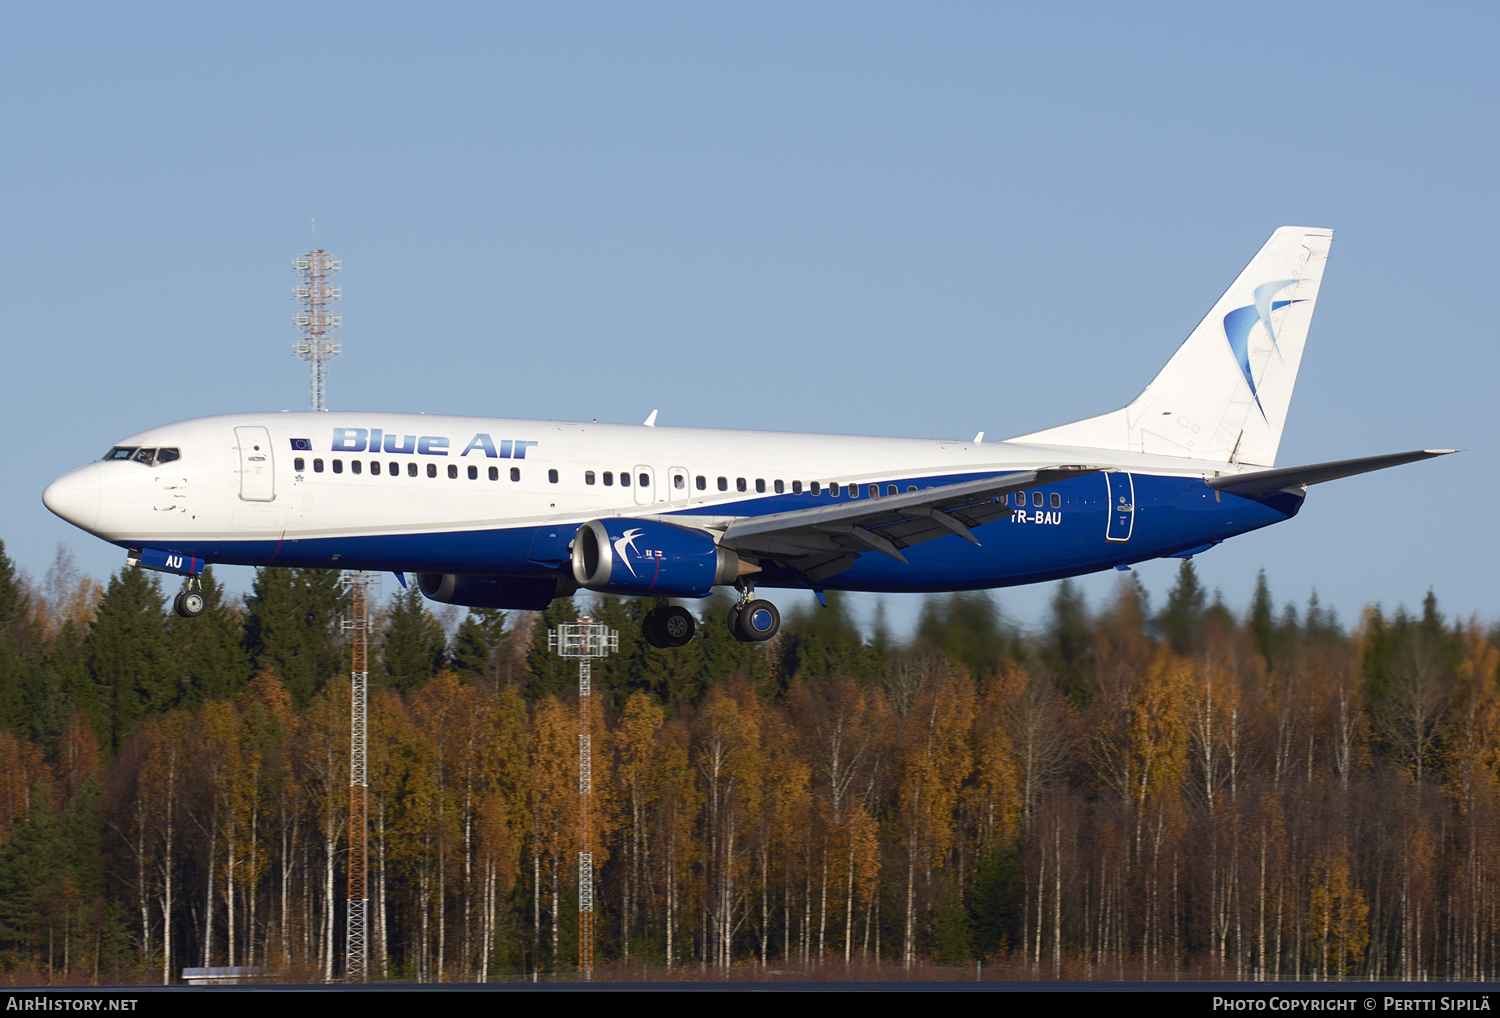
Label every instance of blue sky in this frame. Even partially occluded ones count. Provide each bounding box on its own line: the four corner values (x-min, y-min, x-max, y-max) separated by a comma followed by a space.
3, 2, 1495, 636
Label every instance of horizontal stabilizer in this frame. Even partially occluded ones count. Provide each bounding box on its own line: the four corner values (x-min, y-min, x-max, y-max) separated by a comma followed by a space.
1206, 449, 1458, 496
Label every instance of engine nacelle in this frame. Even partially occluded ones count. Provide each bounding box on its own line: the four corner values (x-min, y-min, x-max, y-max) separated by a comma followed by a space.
570, 518, 745, 597
417, 573, 574, 610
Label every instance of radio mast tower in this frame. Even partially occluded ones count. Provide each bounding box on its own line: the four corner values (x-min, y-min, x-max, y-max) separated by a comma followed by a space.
291, 228, 366, 979
293, 235, 341, 412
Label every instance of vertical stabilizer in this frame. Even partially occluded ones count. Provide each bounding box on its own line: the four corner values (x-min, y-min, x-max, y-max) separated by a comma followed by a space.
1010, 226, 1333, 466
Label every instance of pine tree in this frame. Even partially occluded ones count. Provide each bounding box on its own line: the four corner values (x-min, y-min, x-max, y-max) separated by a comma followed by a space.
165, 568, 250, 706
1158, 559, 1207, 655
242, 567, 347, 708
0, 540, 28, 647
525, 597, 581, 700
86, 569, 170, 752
916, 590, 1009, 679
382, 584, 448, 691
451, 608, 509, 686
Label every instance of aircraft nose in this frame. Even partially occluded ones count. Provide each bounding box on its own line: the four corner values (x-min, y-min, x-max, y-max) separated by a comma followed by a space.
43, 464, 101, 533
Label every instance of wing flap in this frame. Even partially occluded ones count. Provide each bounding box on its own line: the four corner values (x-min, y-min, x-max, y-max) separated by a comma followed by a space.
721, 467, 1097, 577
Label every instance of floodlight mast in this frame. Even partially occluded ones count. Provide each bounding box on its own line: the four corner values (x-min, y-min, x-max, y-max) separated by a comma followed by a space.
293, 249, 341, 412
548, 618, 618, 980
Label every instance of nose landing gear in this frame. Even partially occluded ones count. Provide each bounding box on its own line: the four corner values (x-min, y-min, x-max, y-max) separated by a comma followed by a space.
173, 577, 206, 619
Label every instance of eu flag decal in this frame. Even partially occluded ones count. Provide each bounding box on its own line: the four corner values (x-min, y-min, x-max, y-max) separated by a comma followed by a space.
290, 438, 312, 451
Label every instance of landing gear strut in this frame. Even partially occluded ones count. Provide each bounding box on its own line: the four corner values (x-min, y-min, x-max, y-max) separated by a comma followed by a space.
727, 580, 780, 642
173, 577, 206, 619
643, 602, 695, 648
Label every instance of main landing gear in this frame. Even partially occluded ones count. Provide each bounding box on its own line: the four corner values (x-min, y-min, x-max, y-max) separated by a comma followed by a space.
173, 577, 206, 619
727, 580, 780, 643
643, 602, 696, 649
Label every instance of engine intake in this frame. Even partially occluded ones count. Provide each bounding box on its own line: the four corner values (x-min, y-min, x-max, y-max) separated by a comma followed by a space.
571, 518, 747, 597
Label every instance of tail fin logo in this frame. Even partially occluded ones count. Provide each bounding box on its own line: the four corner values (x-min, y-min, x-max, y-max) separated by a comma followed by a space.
1223, 278, 1305, 418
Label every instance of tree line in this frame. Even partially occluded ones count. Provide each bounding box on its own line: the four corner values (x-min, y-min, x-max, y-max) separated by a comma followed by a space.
0, 539, 1496, 983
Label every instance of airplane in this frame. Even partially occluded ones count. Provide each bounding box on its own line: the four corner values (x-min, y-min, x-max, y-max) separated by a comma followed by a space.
43, 226, 1453, 647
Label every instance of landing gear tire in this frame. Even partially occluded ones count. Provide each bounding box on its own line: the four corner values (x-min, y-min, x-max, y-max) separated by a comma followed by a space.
644, 606, 695, 648
659, 606, 695, 647
733, 599, 780, 642
174, 589, 205, 619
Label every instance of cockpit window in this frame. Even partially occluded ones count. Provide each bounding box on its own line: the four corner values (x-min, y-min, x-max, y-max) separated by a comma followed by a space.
103, 446, 180, 466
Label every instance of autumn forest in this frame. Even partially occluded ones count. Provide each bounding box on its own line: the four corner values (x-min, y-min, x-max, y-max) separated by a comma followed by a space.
0, 540, 1495, 984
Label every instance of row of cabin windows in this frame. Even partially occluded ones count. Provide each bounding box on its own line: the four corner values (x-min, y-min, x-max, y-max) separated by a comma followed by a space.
296, 457, 526, 482
582, 471, 651, 488
580, 471, 921, 497
291, 456, 1060, 507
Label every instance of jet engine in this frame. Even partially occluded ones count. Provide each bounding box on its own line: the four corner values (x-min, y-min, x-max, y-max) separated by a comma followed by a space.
570, 518, 750, 597
417, 573, 573, 610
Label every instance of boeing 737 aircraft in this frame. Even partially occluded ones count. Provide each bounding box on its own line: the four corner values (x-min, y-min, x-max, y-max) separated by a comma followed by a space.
43, 227, 1452, 647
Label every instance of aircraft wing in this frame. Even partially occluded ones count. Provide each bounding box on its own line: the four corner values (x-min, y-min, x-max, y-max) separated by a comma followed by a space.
1206, 449, 1457, 497
719, 467, 1097, 582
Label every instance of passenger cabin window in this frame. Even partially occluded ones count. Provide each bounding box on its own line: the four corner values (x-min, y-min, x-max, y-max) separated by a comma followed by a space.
848, 483, 858, 499
426, 463, 435, 478
313, 458, 324, 473
294, 457, 305, 472
604, 471, 614, 486
756, 479, 766, 493
586, 471, 596, 485
510, 467, 520, 481
737, 477, 747, 492
1032, 491, 1043, 507
333, 459, 343, 474
717, 477, 728, 491
638, 473, 649, 488
549, 469, 559, 483
468, 465, 477, 480
810, 482, 821, 495
371, 461, 381, 476
792, 481, 802, 494
408, 463, 418, 477
908, 485, 917, 492
1051, 492, 1061, 508
868, 484, 878, 499
489, 466, 499, 481
673, 473, 685, 490
830, 483, 840, 497
774, 480, 785, 494
696, 475, 706, 490
448, 464, 457, 479
620, 472, 630, 487
352, 461, 362, 475
389, 461, 398, 476
887, 484, 897, 496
